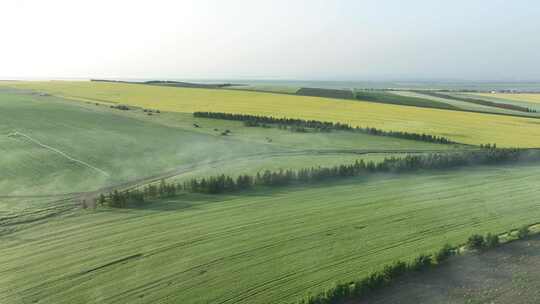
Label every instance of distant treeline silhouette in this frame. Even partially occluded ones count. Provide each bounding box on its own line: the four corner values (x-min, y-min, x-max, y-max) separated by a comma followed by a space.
100, 148, 537, 207
193, 112, 458, 144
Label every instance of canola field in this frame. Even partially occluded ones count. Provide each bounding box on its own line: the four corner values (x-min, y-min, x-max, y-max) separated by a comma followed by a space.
3, 81, 540, 147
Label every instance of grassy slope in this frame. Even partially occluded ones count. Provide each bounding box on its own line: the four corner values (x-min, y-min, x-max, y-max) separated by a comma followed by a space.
166, 114, 460, 152
2, 163, 540, 304
228, 85, 300, 94
474, 93, 540, 104
471, 93, 540, 111
0, 88, 449, 195
396, 91, 540, 118
353, 90, 459, 110
3, 81, 540, 147
166, 153, 410, 185
394, 91, 522, 114
0, 89, 275, 195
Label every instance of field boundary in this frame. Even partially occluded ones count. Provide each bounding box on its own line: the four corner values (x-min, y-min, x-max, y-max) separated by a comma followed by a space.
194, 112, 461, 145
78, 81, 540, 119
1, 149, 459, 199
297, 223, 540, 304
98, 148, 540, 207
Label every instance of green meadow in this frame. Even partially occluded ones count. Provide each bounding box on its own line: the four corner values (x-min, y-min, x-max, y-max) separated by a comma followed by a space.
2, 164, 540, 304
1, 82, 539, 304
0, 87, 450, 195
4, 81, 540, 147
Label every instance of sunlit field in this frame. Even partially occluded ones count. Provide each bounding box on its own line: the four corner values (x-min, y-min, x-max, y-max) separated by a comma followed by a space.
2, 164, 540, 304
474, 93, 540, 104
1, 87, 453, 195
3, 1, 540, 304
3, 81, 540, 147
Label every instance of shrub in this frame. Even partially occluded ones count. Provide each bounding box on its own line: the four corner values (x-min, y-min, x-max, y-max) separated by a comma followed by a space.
97, 193, 106, 206
517, 225, 530, 239
434, 243, 454, 263
382, 261, 408, 281
365, 272, 386, 290
410, 254, 432, 271
467, 234, 485, 249
485, 233, 500, 248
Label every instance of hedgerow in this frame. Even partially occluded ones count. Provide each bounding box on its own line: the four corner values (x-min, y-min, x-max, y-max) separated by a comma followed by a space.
193, 111, 458, 144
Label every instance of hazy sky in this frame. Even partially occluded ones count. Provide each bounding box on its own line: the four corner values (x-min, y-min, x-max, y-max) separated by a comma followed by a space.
2, 0, 540, 81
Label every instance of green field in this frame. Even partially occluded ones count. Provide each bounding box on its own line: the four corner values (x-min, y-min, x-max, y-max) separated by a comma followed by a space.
2, 81, 540, 304
2, 163, 540, 304
1, 87, 453, 195
357, 235, 540, 304
474, 93, 540, 105
228, 84, 301, 94
3, 81, 540, 147
0, 88, 271, 195
4, 0, 540, 302
393, 90, 539, 116
469, 93, 540, 111
353, 90, 460, 110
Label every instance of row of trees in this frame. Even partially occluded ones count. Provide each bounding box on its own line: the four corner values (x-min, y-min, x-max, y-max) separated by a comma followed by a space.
100, 148, 537, 207
297, 225, 535, 304
98, 180, 182, 208
467, 225, 531, 250
185, 174, 254, 194
418, 91, 537, 113
297, 243, 455, 304
193, 112, 458, 144
181, 148, 531, 194
467, 233, 500, 250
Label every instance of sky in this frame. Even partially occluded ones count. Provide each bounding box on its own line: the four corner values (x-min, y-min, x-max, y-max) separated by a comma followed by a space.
1, 0, 540, 81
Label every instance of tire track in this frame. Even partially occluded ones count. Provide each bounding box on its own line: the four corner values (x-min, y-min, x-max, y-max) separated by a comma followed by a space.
7, 131, 110, 177
0, 148, 462, 199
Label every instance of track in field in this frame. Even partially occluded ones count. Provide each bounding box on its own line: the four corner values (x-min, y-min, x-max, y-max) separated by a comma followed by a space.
0, 148, 462, 199
7, 131, 110, 177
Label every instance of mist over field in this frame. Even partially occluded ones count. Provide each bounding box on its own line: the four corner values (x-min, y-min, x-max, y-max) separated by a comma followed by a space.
2, 1, 540, 304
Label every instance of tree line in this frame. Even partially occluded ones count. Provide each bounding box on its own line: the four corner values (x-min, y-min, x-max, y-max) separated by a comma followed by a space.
98, 180, 181, 208
297, 247, 450, 304
181, 148, 531, 195
417, 91, 537, 113
296, 225, 534, 304
99, 148, 538, 208
193, 112, 458, 144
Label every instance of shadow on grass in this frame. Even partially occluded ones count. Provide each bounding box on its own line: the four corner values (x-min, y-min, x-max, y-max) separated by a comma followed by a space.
118, 192, 242, 212
97, 164, 529, 213
101, 174, 390, 213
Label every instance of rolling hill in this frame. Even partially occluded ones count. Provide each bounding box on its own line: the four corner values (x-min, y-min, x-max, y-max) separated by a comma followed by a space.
2, 163, 540, 304
2, 81, 540, 147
